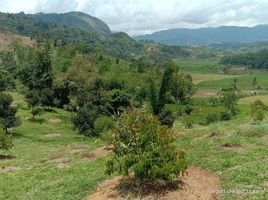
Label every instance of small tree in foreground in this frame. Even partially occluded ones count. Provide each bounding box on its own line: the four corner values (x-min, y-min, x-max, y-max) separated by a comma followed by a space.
106, 109, 187, 182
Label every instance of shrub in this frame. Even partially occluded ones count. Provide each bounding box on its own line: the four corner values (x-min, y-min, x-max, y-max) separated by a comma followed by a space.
184, 105, 193, 115
0, 92, 20, 133
72, 104, 98, 136
251, 100, 266, 123
182, 115, 193, 129
106, 109, 187, 182
31, 106, 43, 119
158, 108, 175, 128
206, 112, 220, 124
220, 112, 232, 121
0, 128, 13, 151
94, 116, 115, 135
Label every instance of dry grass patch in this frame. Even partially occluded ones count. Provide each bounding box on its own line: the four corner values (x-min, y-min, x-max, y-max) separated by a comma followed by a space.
48, 156, 70, 169
0, 166, 21, 173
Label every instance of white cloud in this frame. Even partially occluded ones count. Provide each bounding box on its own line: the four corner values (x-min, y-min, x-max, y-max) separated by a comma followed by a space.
0, 0, 268, 35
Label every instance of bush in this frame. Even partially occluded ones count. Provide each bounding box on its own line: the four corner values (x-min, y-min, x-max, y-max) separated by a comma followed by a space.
184, 105, 193, 115
206, 112, 220, 124
94, 116, 115, 135
0, 128, 13, 151
182, 115, 193, 129
106, 109, 187, 182
220, 112, 232, 121
158, 108, 175, 128
31, 106, 43, 119
72, 104, 98, 136
251, 100, 266, 123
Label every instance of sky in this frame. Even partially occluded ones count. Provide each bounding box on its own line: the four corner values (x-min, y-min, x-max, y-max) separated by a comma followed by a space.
0, 0, 268, 35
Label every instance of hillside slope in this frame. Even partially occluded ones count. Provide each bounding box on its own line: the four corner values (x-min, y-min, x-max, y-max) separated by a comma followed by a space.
22, 11, 111, 37
135, 25, 268, 46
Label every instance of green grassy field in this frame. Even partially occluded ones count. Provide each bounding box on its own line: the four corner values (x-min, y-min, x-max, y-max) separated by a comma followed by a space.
0, 93, 109, 200
1, 58, 268, 199
1, 94, 267, 200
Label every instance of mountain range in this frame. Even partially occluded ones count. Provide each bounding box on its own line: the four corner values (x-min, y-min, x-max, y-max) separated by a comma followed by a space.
135, 25, 268, 46
0, 11, 188, 60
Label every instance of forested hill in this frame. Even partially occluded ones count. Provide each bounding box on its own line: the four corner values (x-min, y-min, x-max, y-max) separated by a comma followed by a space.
0, 11, 189, 60
19, 11, 112, 37
135, 25, 268, 46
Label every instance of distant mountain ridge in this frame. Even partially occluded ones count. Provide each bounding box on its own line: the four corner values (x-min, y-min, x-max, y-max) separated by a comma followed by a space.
135, 25, 268, 46
18, 11, 111, 37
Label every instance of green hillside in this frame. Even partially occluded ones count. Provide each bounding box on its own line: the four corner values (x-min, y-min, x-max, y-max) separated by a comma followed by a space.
23, 11, 111, 37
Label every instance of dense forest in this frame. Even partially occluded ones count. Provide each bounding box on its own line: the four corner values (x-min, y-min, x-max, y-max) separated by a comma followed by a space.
221, 49, 268, 69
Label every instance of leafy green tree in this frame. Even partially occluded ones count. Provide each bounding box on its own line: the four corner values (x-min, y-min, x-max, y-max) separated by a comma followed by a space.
149, 64, 175, 115
0, 70, 15, 92
106, 109, 187, 182
221, 89, 240, 116
171, 72, 195, 105
251, 100, 266, 123
148, 79, 159, 115
19, 47, 53, 90
72, 104, 98, 136
252, 77, 257, 90
158, 65, 175, 113
0, 93, 19, 133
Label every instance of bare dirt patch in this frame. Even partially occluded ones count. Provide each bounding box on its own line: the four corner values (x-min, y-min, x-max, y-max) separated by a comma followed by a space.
43, 132, 61, 138
48, 118, 61, 123
81, 146, 112, 161
69, 144, 86, 154
195, 131, 221, 141
86, 166, 221, 200
48, 156, 70, 169
0, 166, 21, 173
219, 144, 245, 153
194, 89, 218, 97
0, 31, 34, 50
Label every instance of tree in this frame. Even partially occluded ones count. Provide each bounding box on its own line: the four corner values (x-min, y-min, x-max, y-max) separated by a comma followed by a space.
148, 63, 175, 115
171, 72, 195, 105
0, 70, 15, 92
106, 109, 187, 182
251, 100, 266, 123
72, 104, 98, 136
0, 93, 19, 133
252, 77, 257, 90
221, 89, 239, 116
158, 65, 175, 113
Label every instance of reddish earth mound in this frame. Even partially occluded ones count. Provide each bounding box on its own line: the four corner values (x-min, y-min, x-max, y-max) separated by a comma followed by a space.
87, 166, 221, 200
81, 145, 112, 161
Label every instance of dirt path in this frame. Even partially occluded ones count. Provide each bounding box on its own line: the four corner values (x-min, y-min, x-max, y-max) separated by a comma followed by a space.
86, 166, 221, 200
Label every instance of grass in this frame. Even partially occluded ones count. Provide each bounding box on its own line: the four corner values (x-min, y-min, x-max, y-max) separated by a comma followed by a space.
2, 58, 268, 200
176, 58, 221, 74
239, 95, 268, 105
197, 72, 268, 91
173, 105, 268, 199
0, 93, 109, 200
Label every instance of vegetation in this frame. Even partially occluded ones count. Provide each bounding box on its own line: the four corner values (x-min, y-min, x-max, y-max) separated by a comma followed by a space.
0, 10, 268, 200
106, 109, 187, 182
251, 100, 266, 123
